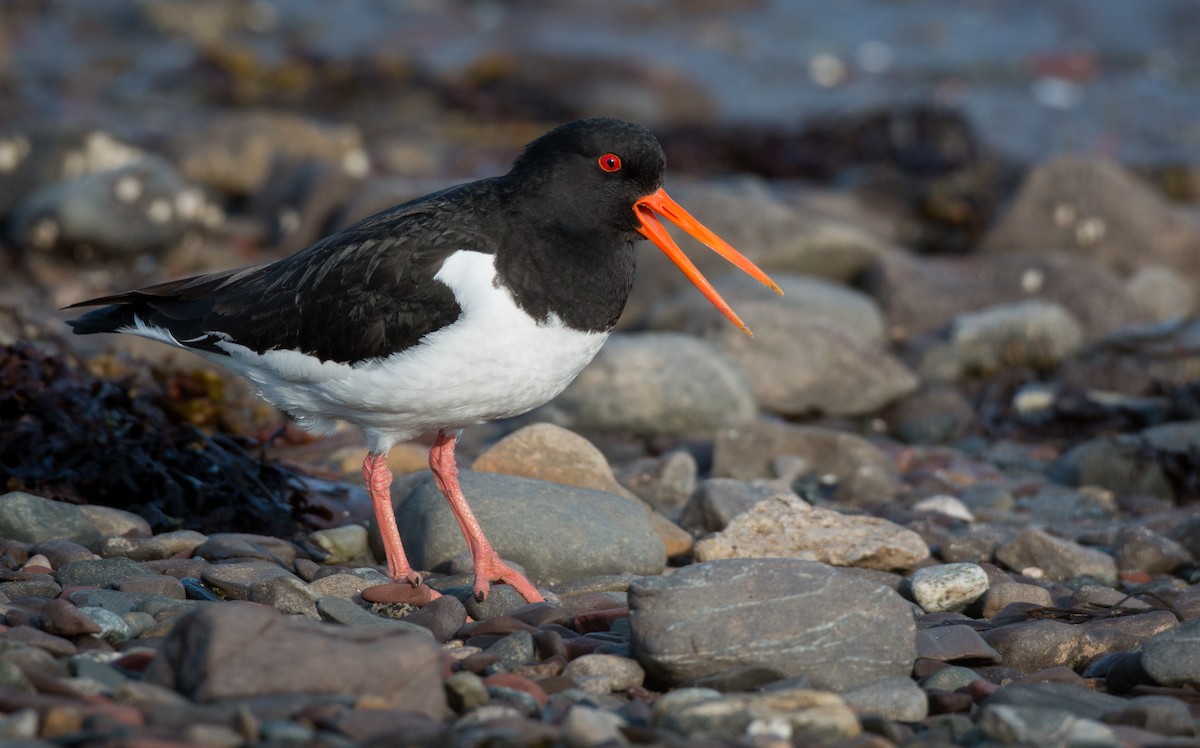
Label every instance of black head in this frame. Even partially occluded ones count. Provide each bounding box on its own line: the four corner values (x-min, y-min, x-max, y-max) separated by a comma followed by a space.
506, 117, 666, 236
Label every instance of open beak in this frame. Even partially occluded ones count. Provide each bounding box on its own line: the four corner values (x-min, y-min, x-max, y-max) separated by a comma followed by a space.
635, 188, 782, 337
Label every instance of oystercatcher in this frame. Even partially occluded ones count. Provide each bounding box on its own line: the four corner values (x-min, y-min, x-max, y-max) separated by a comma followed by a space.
68, 118, 781, 603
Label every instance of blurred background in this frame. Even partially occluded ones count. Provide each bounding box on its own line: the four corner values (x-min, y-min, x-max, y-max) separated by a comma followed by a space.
5, 0, 1200, 530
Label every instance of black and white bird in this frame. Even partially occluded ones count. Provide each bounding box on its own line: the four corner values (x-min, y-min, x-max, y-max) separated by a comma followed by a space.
68, 118, 781, 604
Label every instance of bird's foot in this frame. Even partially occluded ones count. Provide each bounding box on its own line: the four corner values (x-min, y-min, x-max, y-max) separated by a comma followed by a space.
472, 555, 544, 604
392, 567, 424, 588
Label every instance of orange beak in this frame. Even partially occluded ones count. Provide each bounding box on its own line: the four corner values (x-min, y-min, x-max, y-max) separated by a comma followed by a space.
635, 188, 782, 337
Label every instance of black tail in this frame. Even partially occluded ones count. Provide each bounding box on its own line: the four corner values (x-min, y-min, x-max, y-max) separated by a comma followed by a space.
66, 303, 143, 335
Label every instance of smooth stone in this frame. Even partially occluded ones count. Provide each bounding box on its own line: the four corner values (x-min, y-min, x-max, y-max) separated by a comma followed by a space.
911, 495, 975, 523
915, 625, 1000, 663
191, 533, 300, 567
910, 563, 989, 613
712, 421, 901, 504
980, 582, 1054, 618
544, 332, 757, 437
1113, 526, 1194, 574
0, 577, 61, 599
1102, 695, 1196, 737
76, 606, 133, 644
630, 559, 916, 691
445, 671, 489, 712
307, 525, 371, 565
841, 675, 928, 722
886, 386, 976, 444
97, 530, 208, 562
651, 686, 861, 742
920, 665, 981, 692
694, 493, 930, 572
145, 601, 444, 715
200, 562, 300, 600
246, 576, 319, 618
950, 300, 1085, 374
0, 492, 101, 545
472, 423, 635, 500
561, 654, 645, 692
57, 557, 154, 589
41, 598, 102, 637
982, 682, 1127, 721
305, 572, 377, 599
981, 620, 1093, 672
77, 505, 152, 538
994, 527, 1117, 585
384, 470, 665, 587
1140, 619, 1200, 688
560, 704, 627, 747
978, 704, 1117, 747
31, 539, 97, 567
697, 306, 916, 417
482, 631, 537, 674
314, 596, 429, 634
1126, 265, 1196, 321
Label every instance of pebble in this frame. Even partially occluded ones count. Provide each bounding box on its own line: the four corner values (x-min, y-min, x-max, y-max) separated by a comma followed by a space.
471, 422, 635, 499
56, 557, 154, 589
950, 300, 1085, 373
96, 530, 208, 561
695, 493, 930, 572
1140, 619, 1200, 688
307, 525, 370, 566
994, 527, 1118, 585
0, 491, 102, 545
915, 624, 1000, 664
841, 675, 929, 722
651, 686, 861, 742
910, 563, 990, 612
385, 469, 666, 587
629, 559, 915, 691
561, 654, 645, 692
614, 450, 698, 519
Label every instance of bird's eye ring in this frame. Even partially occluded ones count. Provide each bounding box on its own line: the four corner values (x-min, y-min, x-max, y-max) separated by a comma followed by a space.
598, 153, 622, 172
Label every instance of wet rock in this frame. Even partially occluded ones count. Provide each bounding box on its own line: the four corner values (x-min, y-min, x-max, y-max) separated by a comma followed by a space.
910, 563, 989, 613
950, 300, 1085, 374
841, 675, 928, 722
712, 421, 901, 503
994, 527, 1117, 585
146, 602, 444, 714
629, 559, 916, 690
982, 155, 1200, 281
980, 582, 1054, 618
0, 492, 101, 545
698, 309, 917, 416
651, 686, 861, 743
11, 156, 210, 258
472, 423, 634, 499
1140, 619, 1200, 688
385, 470, 665, 587
544, 333, 757, 437
693, 493, 930, 572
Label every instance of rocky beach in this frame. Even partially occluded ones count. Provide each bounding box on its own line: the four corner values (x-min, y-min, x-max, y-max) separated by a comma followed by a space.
1, 2, 1200, 746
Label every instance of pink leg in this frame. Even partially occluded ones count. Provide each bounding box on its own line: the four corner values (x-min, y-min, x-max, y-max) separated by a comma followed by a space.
363, 452, 423, 587
428, 431, 544, 603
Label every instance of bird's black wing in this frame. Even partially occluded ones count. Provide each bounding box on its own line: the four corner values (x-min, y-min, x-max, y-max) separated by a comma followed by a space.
68, 180, 504, 364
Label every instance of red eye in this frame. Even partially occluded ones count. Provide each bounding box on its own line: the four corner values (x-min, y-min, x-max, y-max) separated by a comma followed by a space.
598, 153, 622, 172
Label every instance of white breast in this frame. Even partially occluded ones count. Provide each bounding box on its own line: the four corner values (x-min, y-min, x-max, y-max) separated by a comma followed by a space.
192, 250, 609, 452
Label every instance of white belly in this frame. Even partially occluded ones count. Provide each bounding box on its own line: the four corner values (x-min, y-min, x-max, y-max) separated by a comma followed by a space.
209, 250, 609, 452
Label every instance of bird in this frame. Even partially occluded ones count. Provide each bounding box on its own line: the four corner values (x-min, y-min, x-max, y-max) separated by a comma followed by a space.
67, 117, 782, 604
